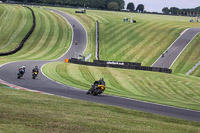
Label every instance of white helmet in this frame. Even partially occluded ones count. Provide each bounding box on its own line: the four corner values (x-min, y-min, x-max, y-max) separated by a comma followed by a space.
22, 66, 25, 68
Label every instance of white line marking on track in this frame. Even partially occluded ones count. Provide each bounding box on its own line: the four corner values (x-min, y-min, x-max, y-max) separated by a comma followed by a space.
151, 28, 189, 67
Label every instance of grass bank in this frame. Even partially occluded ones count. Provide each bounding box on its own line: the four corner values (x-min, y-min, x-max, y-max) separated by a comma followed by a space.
0, 5, 32, 53
55, 7, 200, 66
0, 84, 200, 132
43, 62, 200, 111
0, 6, 72, 65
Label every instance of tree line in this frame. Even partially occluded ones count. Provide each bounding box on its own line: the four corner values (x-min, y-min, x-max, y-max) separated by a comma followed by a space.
3, 0, 125, 10
126, 2, 200, 16
126, 2, 144, 13
162, 7, 200, 16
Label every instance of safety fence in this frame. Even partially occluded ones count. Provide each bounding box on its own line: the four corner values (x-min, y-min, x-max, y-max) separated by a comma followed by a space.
0, 6, 36, 56
68, 58, 172, 74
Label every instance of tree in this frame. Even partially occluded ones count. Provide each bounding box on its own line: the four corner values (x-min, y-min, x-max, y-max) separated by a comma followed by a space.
107, 2, 119, 10
126, 2, 134, 11
169, 7, 179, 15
106, 0, 124, 10
136, 4, 144, 13
162, 7, 170, 14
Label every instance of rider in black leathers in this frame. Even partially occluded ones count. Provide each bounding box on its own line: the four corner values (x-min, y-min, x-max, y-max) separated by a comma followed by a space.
32, 66, 39, 74
18, 66, 25, 75
87, 78, 105, 94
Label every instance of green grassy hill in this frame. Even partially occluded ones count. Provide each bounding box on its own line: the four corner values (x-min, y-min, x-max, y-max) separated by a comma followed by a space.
0, 6, 72, 65
43, 62, 200, 111
41, 7, 200, 111
0, 5, 32, 53
0, 84, 200, 132
57, 8, 200, 66
0, 5, 200, 130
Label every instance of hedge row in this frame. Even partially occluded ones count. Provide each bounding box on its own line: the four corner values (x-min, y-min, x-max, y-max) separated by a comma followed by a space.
68, 58, 172, 74
0, 6, 35, 56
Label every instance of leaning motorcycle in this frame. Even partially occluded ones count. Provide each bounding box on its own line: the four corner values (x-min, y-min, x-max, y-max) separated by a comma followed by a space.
32, 71, 38, 79
17, 70, 24, 79
87, 79, 106, 96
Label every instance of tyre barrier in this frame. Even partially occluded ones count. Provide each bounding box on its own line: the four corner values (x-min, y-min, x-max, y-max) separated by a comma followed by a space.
68, 58, 172, 74
0, 6, 35, 56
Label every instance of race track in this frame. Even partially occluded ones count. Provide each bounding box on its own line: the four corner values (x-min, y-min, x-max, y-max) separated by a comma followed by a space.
0, 9, 200, 122
152, 28, 200, 68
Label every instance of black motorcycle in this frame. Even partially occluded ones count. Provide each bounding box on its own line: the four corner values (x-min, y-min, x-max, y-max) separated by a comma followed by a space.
32, 71, 38, 79
87, 78, 106, 96
17, 70, 24, 79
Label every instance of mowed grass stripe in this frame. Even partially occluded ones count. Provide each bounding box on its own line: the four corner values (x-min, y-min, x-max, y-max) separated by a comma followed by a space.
105, 22, 163, 61
29, 10, 57, 59
105, 22, 149, 55
1, 6, 26, 49
128, 26, 182, 64
115, 24, 179, 63
0, 6, 72, 64
15, 7, 71, 60
0, 5, 31, 53
104, 21, 150, 55
43, 62, 200, 110
16, 8, 46, 58
41, 11, 72, 60
3, 7, 27, 51
25, 9, 51, 58
121, 25, 182, 64
0, 5, 8, 24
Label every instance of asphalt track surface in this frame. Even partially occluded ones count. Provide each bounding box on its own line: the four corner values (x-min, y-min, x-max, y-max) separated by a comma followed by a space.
152, 28, 200, 68
0, 9, 200, 122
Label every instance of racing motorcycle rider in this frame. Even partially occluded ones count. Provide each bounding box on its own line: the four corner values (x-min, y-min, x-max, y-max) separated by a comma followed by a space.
87, 78, 105, 94
18, 66, 25, 75
32, 66, 39, 74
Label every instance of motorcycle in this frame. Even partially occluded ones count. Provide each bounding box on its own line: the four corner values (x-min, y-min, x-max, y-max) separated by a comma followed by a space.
32, 71, 38, 79
87, 78, 106, 96
17, 70, 24, 79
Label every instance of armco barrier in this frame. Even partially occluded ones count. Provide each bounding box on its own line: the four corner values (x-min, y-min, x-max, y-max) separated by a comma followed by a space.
0, 6, 35, 56
68, 58, 172, 74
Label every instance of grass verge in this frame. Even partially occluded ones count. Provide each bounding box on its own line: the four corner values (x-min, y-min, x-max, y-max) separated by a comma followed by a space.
0, 84, 200, 132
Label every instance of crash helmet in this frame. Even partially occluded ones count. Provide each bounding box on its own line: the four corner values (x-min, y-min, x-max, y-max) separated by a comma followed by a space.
22, 66, 25, 69
35, 66, 38, 69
